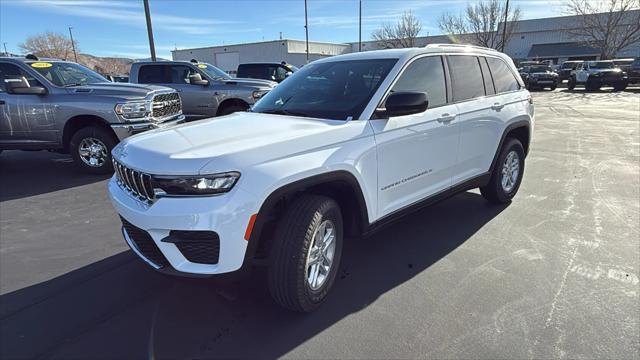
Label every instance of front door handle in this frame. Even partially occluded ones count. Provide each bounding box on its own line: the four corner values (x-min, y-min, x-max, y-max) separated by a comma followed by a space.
437, 113, 456, 123
491, 103, 504, 110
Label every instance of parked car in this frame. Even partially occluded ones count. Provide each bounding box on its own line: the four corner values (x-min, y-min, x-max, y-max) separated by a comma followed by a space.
559, 60, 583, 81
109, 44, 533, 312
129, 61, 276, 121
237, 62, 299, 83
568, 60, 629, 91
612, 58, 634, 72
627, 57, 640, 84
520, 64, 559, 90
0, 56, 184, 173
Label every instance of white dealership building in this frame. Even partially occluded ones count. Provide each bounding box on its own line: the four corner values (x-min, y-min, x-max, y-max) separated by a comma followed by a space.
172, 11, 640, 73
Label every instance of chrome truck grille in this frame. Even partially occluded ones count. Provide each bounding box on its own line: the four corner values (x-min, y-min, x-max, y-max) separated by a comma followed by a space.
152, 92, 182, 120
113, 160, 155, 203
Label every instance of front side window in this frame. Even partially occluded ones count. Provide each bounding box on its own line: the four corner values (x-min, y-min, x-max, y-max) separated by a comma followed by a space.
252, 59, 397, 120
486, 57, 520, 93
169, 65, 196, 84
390, 56, 447, 108
28, 62, 106, 87
448, 55, 485, 102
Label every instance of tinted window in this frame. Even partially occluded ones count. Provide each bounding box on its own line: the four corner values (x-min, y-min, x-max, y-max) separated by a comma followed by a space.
138, 65, 168, 83
479, 57, 495, 96
169, 65, 196, 84
390, 56, 447, 108
448, 55, 485, 102
0, 63, 44, 91
486, 57, 520, 93
253, 59, 397, 121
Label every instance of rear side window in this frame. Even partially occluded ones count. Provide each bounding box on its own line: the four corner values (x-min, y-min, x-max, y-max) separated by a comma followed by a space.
138, 65, 168, 83
390, 56, 447, 108
448, 55, 485, 102
486, 57, 520, 93
479, 57, 496, 96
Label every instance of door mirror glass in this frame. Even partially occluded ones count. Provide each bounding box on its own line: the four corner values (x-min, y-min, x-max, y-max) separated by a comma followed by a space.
5, 76, 47, 95
383, 91, 428, 117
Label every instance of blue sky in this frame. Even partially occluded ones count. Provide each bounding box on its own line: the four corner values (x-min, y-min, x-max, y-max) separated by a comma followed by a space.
1, 0, 565, 59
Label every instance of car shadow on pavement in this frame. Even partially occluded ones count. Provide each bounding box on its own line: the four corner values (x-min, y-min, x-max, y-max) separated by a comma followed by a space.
0, 150, 111, 202
0, 192, 507, 359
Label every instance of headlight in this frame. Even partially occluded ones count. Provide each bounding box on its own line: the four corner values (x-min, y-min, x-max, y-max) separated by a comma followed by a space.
252, 90, 269, 99
152, 172, 240, 196
115, 100, 152, 120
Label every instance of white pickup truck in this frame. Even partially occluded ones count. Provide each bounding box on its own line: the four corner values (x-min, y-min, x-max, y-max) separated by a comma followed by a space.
109, 44, 534, 312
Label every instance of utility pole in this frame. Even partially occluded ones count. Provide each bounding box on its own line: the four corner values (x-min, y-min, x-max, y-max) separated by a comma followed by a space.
2, 42, 7, 56
501, 0, 510, 52
68, 27, 78, 62
304, 0, 309, 63
143, 0, 157, 61
358, 0, 362, 52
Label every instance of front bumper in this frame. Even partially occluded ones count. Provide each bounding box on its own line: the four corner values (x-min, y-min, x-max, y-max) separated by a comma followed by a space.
111, 115, 186, 141
108, 176, 259, 276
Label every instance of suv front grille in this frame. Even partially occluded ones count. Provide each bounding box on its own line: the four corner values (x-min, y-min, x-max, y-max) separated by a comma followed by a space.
121, 217, 170, 268
152, 92, 182, 120
113, 160, 155, 203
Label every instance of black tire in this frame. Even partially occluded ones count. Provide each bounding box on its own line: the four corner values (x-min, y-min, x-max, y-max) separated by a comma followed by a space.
613, 82, 627, 92
69, 126, 116, 174
567, 77, 576, 90
480, 138, 525, 204
267, 194, 343, 312
549, 84, 557, 91
219, 104, 247, 116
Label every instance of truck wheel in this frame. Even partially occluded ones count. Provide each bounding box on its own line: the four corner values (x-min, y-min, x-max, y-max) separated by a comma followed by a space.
613, 82, 627, 91
480, 138, 525, 204
567, 77, 576, 90
268, 194, 343, 312
219, 104, 247, 116
69, 126, 116, 174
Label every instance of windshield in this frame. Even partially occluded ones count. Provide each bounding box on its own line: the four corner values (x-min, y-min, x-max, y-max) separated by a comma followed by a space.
562, 62, 579, 69
196, 63, 231, 80
252, 59, 397, 121
530, 66, 551, 72
28, 62, 108, 86
589, 62, 614, 69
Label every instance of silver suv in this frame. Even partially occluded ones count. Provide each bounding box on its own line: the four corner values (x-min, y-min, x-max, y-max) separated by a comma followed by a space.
0, 56, 184, 173
129, 61, 276, 120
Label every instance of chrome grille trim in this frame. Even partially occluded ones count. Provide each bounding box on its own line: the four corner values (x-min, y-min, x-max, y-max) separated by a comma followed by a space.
151, 92, 182, 121
113, 159, 155, 204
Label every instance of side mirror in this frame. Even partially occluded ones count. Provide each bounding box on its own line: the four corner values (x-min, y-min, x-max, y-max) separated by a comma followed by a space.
285, 71, 293, 78
382, 91, 428, 117
189, 73, 209, 86
5, 76, 47, 95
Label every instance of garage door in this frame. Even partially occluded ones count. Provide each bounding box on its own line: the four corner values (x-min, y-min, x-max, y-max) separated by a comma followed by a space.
215, 52, 240, 75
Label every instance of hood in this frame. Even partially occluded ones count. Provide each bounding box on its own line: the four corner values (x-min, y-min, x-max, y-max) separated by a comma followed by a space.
65, 82, 170, 99
113, 112, 358, 175
223, 78, 276, 88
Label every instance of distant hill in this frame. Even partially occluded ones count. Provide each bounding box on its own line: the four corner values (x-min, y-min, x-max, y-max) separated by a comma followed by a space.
78, 54, 134, 76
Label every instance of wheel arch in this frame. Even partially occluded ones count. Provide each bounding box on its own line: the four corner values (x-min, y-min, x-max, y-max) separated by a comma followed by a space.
245, 170, 370, 263
216, 98, 250, 116
62, 115, 116, 152
489, 120, 531, 174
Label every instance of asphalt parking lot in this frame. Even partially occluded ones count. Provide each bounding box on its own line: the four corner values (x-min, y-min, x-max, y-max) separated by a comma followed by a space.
1, 87, 639, 359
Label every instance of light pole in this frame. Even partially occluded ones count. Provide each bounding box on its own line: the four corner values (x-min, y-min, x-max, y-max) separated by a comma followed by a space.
2, 42, 7, 56
501, 0, 510, 52
304, 0, 309, 63
143, 0, 157, 62
359, 0, 362, 52
68, 26, 78, 62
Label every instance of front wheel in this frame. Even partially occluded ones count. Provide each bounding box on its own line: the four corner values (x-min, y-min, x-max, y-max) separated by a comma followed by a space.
219, 104, 248, 116
567, 77, 576, 90
69, 126, 116, 174
480, 138, 525, 204
613, 82, 628, 92
268, 195, 343, 312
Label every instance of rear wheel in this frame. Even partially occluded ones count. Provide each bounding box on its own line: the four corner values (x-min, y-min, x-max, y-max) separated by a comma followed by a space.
480, 138, 525, 204
267, 194, 343, 312
613, 82, 628, 92
567, 77, 576, 90
69, 126, 116, 174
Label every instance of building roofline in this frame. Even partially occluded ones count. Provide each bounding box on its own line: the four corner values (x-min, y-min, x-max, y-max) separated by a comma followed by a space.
172, 38, 351, 53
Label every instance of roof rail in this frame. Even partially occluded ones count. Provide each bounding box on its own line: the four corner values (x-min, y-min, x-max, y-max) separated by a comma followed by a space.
426, 43, 499, 52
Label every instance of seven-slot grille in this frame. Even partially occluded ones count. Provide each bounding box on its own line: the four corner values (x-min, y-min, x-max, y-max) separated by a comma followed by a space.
113, 160, 155, 203
152, 92, 181, 120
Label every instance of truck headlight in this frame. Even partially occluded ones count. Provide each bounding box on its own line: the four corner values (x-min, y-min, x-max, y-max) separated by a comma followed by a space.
115, 101, 152, 120
152, 172, 240, 196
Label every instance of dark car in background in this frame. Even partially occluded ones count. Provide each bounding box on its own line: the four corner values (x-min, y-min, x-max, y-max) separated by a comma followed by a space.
627, 57, 640, 84
559, 60, 582, 81
520, 64, 559, 90
237, 62, 298, 83
612, 58, 634, 73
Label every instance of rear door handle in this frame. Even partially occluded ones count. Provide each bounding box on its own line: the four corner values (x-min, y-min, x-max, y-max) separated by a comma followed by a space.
437, 113, 456, 123
491, 103, 504, 110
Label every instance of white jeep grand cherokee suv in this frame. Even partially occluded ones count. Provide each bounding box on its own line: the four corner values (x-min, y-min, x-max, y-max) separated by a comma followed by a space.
109, 44, 533, 312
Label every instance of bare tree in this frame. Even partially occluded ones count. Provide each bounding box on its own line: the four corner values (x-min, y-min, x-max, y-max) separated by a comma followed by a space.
19, 32, 79, 60
566, 0, 640, 59
372, 11, 423, 49
100, 58, 131, 75
438, 0, 521, 50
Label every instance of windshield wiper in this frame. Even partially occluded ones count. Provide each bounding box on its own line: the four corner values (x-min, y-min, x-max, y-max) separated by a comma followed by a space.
62, 83, 85, 87
260, 109, 311, 117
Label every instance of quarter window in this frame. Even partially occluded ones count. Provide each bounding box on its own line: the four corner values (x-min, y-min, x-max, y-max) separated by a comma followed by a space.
486, 57, 520, 93
479, 57, 496, 96
390, 56, 447, 108
448, 55, 485, 102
